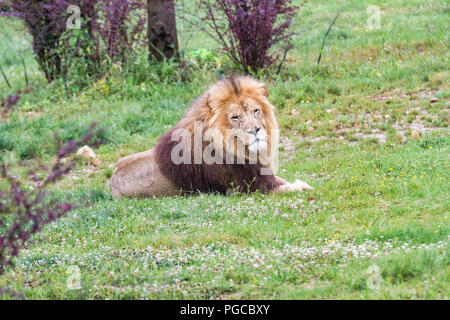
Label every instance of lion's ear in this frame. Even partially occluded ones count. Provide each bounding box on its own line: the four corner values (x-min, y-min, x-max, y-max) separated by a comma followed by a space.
261, 85, 269, 97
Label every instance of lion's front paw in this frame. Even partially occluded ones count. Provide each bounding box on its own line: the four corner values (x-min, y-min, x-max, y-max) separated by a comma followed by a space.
292, 179, 314, 191
275, 179, 313, 193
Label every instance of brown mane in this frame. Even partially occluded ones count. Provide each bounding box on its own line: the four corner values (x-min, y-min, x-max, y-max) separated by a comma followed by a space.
155, 128, 282, 194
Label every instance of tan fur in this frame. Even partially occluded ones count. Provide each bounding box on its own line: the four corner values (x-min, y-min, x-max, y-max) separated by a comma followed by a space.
110, 76, 312, 198
110, 149, 178, 197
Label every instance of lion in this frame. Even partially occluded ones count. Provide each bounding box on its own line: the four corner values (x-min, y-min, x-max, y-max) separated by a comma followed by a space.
110, 76, 312, 197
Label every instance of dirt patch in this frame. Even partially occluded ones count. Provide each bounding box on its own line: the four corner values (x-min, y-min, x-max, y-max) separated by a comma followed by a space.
64, 165, 103, 185
19, 111, 44, 118
368, 88, 409, 102
310, 136, 327, 143
368, 88, 441, 103
280, 137, 295, 153
354, 131, 387, 144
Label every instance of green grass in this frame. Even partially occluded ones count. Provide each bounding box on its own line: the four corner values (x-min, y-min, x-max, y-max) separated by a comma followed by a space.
0, 0, 449, 299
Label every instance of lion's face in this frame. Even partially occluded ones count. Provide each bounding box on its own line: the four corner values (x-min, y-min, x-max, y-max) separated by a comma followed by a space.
224, 98, 268, 154
199, 76, 278, 164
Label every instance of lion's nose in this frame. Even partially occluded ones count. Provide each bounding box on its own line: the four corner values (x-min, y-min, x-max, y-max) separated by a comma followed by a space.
247, 127, 261, 136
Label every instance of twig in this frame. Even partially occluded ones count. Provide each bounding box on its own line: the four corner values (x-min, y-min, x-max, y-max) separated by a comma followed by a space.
63, 71, 69, 99
276, 43, 293, 75
21, 57, 29, 88
0, 64, 11, 89
317, 10, 341, 65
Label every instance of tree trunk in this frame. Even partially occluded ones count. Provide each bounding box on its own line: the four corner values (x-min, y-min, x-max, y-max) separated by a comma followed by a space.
147, 0, 178, 61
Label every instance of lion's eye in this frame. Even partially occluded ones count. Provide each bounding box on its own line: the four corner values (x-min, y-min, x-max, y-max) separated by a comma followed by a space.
231, 116, 240, 121
253, 109, 260, 115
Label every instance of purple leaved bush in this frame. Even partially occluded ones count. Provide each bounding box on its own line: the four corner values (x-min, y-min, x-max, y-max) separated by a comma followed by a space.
0, 122, 101, 280
0, 94, 20, 117
0, 88, 32, 117
178, 0, 301, 73
100, 0, 147, 60
0, 0, 146, 82
0, 0, 70, 82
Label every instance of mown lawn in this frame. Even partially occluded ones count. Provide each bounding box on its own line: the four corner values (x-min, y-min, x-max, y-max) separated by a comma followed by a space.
0, 0, 448, 299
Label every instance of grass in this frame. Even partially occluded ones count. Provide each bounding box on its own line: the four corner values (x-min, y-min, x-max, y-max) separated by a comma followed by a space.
0, 0, 449, 299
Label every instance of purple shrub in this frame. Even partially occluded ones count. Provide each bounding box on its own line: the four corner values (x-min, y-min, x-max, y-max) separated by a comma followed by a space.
0, 0, 70, 81
0, 0, 146, 82
0, 93, 20, 117
0, 122, 101, 278
179, 0, 301, 73
0, 286, 25, 300
0, 88, 33, 117
100, 0, 147, 61
6, 94, 19, 106
0, 88, 32, 117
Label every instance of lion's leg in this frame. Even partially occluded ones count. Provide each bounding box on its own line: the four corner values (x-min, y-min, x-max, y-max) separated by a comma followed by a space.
110, 148, 178, 198
273, 176, 313, 193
